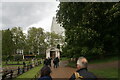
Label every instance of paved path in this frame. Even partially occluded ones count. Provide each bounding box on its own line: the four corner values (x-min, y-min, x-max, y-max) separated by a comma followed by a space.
50, 60, 76, 79
50, 60, 119, 79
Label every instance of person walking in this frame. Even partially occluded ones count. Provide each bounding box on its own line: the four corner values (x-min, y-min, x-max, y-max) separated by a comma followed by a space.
53, 57, 57, 68
44, 58, 49, 66
56, 57, 60, 67
38, 66, 52, 80
48, 57, 52, 67
69, 57, 97, 80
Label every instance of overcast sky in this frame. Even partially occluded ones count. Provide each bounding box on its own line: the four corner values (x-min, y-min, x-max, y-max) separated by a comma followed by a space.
1, 2, 60, 33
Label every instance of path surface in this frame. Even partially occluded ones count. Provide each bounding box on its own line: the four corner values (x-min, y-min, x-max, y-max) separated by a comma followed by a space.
50, 60, 76, 79
50, 60, 119, 79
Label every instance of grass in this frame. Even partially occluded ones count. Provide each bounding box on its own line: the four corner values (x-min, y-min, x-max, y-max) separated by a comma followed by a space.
67, 56, 119, 68
67, 56, 119, 78
3, 65, 23, 67
67, 61, 119, 78
60, 57, 70, 61
67, 61, 76, 68
3, 60, 33, 65
2, 59, 41, 67
89, 56, 119, 64
90, 68, 118, 78
14, 64, 43, 79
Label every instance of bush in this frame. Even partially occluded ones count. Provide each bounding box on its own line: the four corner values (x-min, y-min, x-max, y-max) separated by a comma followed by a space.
14, 54, 23, 61
2, 55, 14, 61
36, 54, 45, 58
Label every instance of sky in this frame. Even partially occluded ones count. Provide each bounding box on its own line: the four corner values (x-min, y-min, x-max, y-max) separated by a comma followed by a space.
1, 0, 119, 34
0, 2, 60, 33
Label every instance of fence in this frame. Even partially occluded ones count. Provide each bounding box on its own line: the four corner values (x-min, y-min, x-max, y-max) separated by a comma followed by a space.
2, 61, 42, 80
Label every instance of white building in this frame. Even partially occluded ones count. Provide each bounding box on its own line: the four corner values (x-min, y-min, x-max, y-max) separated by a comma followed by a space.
46, 17, 65, 59
46, 47, 60, 59
51, 17, 65, 36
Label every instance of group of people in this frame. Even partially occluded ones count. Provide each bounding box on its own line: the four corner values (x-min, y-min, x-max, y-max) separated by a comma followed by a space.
44, 57, 52, 67
38, 57, 97, 80
53, 57, 60, 68
43, 57, 60, 68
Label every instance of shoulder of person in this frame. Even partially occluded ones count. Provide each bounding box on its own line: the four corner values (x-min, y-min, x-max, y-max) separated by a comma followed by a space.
77, 70, 97, 79
87, 71, 97, 78
38, 76, 52, 80
73, 72, 84, 79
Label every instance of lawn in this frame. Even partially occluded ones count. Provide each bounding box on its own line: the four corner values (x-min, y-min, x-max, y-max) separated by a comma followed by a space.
89, 56, 119, 64
67, 56, 119, 78
61, 57, 70, 61
67, 61, 76, 68
3, 65, 23, 67
2, 59, 41, 67
67, 56, 119, 68
14, 64, 43, 79
90, 68, 118, 78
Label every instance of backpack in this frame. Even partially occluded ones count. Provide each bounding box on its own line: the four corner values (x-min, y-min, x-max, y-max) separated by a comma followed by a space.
74, 72, 83, 80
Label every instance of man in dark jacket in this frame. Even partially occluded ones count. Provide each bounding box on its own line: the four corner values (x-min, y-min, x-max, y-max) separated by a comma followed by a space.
53, 57, 57, 68
44, 58, 49, 66
69, 57, 97, 80
56, 57, 60, 67
48, 57, 52, 67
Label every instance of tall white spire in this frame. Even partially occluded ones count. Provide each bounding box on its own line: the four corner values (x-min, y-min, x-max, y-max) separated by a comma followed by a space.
51, 17, 65, 36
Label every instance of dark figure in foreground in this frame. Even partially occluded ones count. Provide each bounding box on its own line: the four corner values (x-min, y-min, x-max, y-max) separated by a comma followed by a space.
56, 57, 60, 67
48, 57, 52, 67
69, 57, 97, 80
38, 66, 52, 80
53, 57, 58, 68
44, 58, 49, 66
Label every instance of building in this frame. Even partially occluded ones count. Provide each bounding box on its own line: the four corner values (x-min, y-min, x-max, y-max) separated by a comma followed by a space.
46, 47, 60, 59
46, 17, 65, 59
51, 17, 65, 36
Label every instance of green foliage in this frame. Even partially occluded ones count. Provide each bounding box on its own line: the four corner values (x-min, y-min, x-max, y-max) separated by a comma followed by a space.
27, 27, 46, 54
36, 54, 45, 58
2, 29, 14, 59
14, 54, 23, 61
2, 27, 64, 60
67, 61, 76, 68
56, 2, 120, 58
90, 68, 118, 78
15, 64, 43, 79
11, 27, 26, 52
45, 32, 64, 48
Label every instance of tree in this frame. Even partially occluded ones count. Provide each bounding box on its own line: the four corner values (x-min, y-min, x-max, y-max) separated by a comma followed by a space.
45, 32, 64, 48
2, 29, 14, 61
27, 27, 45, 54
56, 2, 120, 58
11, 27, 26, 54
